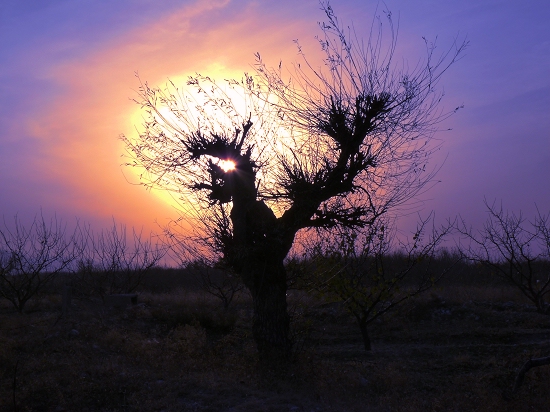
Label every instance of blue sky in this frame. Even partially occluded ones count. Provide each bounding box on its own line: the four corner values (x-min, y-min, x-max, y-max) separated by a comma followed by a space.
1, 0, 549, 240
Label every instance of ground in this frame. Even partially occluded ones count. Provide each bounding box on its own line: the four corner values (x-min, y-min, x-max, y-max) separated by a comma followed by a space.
1, 278, 549, 411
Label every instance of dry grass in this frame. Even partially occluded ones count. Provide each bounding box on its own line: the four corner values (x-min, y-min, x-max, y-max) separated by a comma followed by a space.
0, 282, 549, 411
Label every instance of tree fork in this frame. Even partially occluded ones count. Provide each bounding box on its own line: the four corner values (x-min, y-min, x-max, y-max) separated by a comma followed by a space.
230, 194, 293, 361
357, 316, 372, 351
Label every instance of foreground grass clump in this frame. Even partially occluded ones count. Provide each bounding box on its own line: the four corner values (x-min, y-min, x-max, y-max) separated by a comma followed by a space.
0, 282, 549, 411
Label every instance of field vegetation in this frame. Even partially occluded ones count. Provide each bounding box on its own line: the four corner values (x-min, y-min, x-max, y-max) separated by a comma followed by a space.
1, 257, 549, 411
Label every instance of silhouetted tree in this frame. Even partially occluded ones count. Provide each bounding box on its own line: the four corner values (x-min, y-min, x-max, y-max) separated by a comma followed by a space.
460, 204, 550, 400
74, 221, 165, 298
304, 214, 455, 350
458, 200, 550, 314
0, 213, 78, 313
122, 3, 466, 361
185, 259, 244, 309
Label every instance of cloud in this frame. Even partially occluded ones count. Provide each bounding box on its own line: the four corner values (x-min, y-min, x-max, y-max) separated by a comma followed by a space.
9, 0, 315, 233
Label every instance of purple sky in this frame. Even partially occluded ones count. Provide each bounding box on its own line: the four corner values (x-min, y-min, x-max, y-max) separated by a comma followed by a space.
1, 0, 549, 242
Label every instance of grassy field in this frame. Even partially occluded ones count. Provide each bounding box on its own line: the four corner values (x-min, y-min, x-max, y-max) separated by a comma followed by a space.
1, 274, 549, 411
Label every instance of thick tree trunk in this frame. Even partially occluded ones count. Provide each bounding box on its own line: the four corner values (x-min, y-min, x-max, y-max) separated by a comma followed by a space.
249, 261, 291, 361
229, 195, 293, 362
221, 151, 295, 362
357, 316, 372, 351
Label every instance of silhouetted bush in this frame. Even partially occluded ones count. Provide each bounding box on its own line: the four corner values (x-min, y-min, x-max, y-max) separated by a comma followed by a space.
0, 213, 79, 312
459, 201, 550, 313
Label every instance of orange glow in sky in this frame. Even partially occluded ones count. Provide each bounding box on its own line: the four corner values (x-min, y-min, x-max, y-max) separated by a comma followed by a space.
2, 0, 549, 246
22, 0, 315, 234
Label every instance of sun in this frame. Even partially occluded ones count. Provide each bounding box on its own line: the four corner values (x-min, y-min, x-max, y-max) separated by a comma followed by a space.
218, 159, 236, 172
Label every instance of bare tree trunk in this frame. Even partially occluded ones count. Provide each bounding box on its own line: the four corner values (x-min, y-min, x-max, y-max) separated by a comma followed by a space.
230, 194, 293, 362
357, 316, 372, 351
253, 268, 291, 361
62, 284, 72, 317
249, 261, 291, 361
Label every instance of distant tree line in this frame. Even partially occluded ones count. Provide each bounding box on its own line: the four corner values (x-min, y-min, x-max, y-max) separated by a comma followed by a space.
1, 204, 549, 325
0, 213, 164, 313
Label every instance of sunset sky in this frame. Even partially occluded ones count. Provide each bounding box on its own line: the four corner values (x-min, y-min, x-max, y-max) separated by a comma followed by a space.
1, 0, 549, 243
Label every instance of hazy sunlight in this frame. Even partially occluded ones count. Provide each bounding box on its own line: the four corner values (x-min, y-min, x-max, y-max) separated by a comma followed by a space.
218, 159, 236, 172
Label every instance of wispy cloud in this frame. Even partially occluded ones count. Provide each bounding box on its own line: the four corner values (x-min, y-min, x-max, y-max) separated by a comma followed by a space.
1, 0, 314, 231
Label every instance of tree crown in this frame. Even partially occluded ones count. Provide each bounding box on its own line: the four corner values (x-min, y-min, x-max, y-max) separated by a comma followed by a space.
122, 3, 467, 259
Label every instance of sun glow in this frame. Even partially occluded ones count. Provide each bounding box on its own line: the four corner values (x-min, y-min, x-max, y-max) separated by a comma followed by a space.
126, 63, 294, 214
218, 159, 236, 172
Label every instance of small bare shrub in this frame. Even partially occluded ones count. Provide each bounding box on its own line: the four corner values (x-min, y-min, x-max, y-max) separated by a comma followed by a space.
73, 221, 165, 298
305, 213, 457, 350
458, 201, 550, 314
0, 213, 79, 312
186, 260, 244, 309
